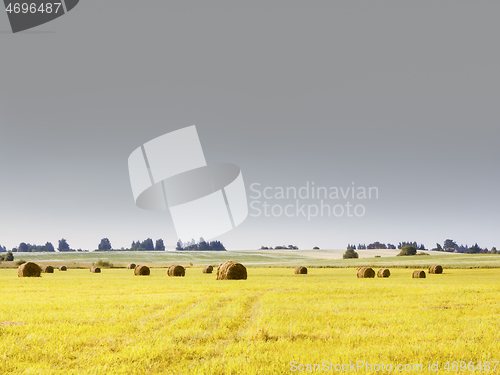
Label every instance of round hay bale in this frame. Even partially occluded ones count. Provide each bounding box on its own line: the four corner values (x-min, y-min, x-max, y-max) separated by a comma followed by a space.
168, 265, 185, 277
429, 265, 443, 274
357, 267, 375, 278
356, 267, 368, 277
216, 261, 247, 280
202, 265, 213, 274
412, 270, 426, 278
17, 262, 42, 277
356, 267, 365, 277
377, 268, 390, 278
58, 266, 67, 271
127, 263, 136, 270
43, 265, 54, 273
134, 265, 150, 276
90, 267, 101, 273
294, 266, 308, 274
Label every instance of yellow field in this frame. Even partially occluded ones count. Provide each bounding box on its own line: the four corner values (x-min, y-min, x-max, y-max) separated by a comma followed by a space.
1, 268, 499, 374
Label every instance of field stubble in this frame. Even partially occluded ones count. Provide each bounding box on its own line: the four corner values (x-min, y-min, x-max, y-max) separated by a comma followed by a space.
0, 268, 499, 374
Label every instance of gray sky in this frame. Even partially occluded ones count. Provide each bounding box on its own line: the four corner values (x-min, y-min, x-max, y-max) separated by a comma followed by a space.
1, 1, 499, 250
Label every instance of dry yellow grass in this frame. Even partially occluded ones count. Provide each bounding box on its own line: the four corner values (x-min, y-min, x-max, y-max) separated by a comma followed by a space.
0, 268, 499, 374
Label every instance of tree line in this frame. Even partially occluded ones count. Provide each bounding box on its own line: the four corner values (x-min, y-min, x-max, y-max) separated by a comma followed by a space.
260, 245, 299, 250
129, 238, 165, 251
176, 238, 226, 251
0, 238, 167, 252
347, 241, 426, 250
1, 237, 228, 252
344, 239, 499, 257
433, 239, 497, 254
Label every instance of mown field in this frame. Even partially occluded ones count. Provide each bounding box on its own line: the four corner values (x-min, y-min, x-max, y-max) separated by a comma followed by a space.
1, 267, 500, 374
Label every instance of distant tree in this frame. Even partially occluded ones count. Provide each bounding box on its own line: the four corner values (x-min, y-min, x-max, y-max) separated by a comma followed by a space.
343, 248, 359, 259
491, 247, 497, 254
313, 246, 320, 250
141, 238, 154, 251
5, 251, 14, 261
185, 239, 199, 251
397, 245, 417, 256
367, 242, 387, 250
44, 242, 55, 252
434, 243, 443, 251
398, 241, 418, 249
0, 245, 6, 252
196, 238, 208, 250
387, 243, 396, 249
270, 244, 299, 249
443, 239, 458, 252
18, 242, 28, 252
260, 246, 269, 250
155, 239, 165, 251
58, 238, 70, 252
347, 244, 357, 250
20, 243, 48, 252
209, 240, 226, 251
175, 238, 226, 251
467, 243, 482, 254
98, 238, 112, 251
